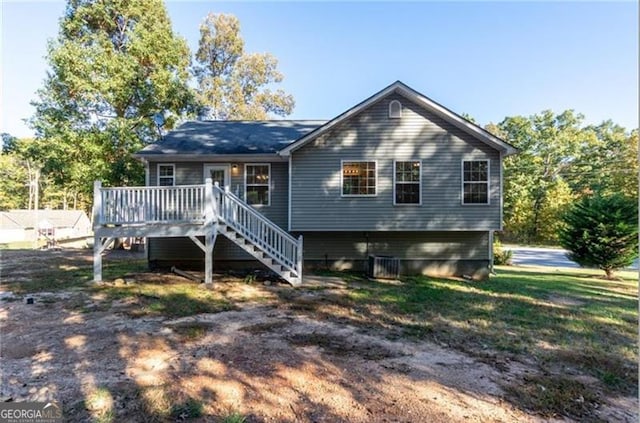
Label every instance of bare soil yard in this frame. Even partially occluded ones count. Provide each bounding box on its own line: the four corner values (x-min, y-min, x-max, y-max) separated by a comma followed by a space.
0, 249, 637, 422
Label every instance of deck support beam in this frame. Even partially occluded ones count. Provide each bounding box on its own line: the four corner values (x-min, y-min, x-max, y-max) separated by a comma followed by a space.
93, 236, 114, 283
188, 231, 216, 286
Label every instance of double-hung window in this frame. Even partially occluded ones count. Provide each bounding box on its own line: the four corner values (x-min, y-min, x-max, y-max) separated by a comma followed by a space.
394, 160, 421, 204
157, 164, 175, 186
462, 160, 489, 204
245, 164, 270, 205
342, 161, 376, 196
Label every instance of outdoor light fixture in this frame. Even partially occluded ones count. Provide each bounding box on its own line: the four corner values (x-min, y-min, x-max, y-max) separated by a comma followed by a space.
232, 164, 238, 171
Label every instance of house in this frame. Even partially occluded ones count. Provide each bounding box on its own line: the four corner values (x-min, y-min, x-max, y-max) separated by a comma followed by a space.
0, 210, 91, 243
92, 81, 517, 285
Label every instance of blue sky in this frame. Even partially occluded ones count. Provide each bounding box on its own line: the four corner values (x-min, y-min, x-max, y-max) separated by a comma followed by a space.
1, 1, 638, 138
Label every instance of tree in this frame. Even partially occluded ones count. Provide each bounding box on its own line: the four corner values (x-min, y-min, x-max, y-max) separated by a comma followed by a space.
492, 110, 585, 243
194, 12, 294, 120
536, 178, 574, 243
0, 153, 29, 210
1, 133, 18, 153
559, 195, 638, 279
30, 0, 196, 201
570, 122, 638, 198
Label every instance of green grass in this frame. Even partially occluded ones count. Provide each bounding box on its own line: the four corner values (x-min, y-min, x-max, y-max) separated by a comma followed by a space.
97, 280, 236, 318
0, 240, 46, 250
356, 267, 636, 378
1, 249, 234, 318
1, 253, 147, 294
171, 322, 213, 340
170, 398, 204, 420
220, 411, 247, 423
298, 266, 638, 419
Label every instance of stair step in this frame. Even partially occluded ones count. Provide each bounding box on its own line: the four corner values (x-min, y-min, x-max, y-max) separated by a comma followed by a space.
216, 212, 301, 286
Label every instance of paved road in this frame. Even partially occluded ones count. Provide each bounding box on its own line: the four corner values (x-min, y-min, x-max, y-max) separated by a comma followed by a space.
508, 246, 639, 270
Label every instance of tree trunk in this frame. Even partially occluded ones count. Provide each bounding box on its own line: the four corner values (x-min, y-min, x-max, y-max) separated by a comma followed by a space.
604, 268, 615, 280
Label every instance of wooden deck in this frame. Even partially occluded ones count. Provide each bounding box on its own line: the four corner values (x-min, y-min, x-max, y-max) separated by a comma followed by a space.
92, 179, 302, 286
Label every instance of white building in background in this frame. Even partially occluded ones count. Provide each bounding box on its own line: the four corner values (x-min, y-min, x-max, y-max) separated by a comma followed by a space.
0, 210, 91, 243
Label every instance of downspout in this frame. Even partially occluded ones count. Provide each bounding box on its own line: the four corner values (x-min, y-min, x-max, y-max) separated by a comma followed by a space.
499, 151, 504, 231
287, 155, 292, 232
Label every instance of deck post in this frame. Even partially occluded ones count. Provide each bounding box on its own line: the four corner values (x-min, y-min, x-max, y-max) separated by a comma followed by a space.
205, 231, 215, 286
93, 181, 102, 283
204, 178, 215, 286
296, 235, 303, 286
94, 243, 102, 283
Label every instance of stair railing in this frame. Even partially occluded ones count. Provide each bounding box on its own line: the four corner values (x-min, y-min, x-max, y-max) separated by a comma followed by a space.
213, 183, 303, 280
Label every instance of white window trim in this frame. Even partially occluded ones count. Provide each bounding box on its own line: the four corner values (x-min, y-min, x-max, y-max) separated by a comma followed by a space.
244, 163, 271, 206
393, 160, 422, 206
157, 163, 175, 186
461, 159, 490, 205
340, 160, 378, 197
389, 100, 402, 118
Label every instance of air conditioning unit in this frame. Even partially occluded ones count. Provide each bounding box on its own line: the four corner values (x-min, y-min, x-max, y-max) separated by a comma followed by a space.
368, 255, 400, 279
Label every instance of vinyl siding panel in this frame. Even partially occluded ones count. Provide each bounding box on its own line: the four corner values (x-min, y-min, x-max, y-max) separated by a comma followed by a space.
149, 162, 203, 186
148, 235, 254, 262
301, 231, 489, 261
148, 231, 489, 272
290, 92, 502, 231
233, 162, 288, 229
147, 161, 288, 261
148, 161, 287, 228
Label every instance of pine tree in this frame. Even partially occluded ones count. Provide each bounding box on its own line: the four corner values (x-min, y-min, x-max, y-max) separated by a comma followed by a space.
559, 195, 638, 279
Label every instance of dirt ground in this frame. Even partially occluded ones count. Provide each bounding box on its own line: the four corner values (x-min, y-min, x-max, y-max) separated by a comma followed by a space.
0, 249, 635, 422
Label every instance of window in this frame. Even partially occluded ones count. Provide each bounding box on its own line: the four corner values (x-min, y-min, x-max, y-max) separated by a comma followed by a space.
245, 164, 270, 205
157, 164, 175, 186
462, 160, 489, 204
342, 161, 376, 196
389, 100, 402, 118
394, 160, 421, 204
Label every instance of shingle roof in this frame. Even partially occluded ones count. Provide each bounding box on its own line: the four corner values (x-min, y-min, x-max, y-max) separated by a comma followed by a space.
0, 210, 90, 230
136, 120, 327, 156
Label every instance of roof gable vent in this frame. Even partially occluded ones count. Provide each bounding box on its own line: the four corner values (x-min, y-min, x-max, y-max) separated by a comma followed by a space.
389, 100, 402, 119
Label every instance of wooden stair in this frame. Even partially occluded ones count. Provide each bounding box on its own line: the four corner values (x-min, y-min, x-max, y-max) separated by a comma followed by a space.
219, 223, 301, 286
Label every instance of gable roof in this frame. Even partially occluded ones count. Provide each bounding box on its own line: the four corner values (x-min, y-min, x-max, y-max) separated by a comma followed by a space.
135, 120, 326, 158
278, 81, 518, 157
0, 210, 90, 230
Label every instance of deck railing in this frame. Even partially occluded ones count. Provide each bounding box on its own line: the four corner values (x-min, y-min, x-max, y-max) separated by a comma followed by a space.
94, 181, 208, 225
214, 184, 303, 280
93, 180, 302, 283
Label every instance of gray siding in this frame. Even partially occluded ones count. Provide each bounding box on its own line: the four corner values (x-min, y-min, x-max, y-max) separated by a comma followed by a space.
147, 161, 288, 261
149, 162, 203, 186
148, 161, 288, 229
301, 231, 489, 261
148, 235, 254, 262
290, 93, 502, 231
148, 231, 490, 278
